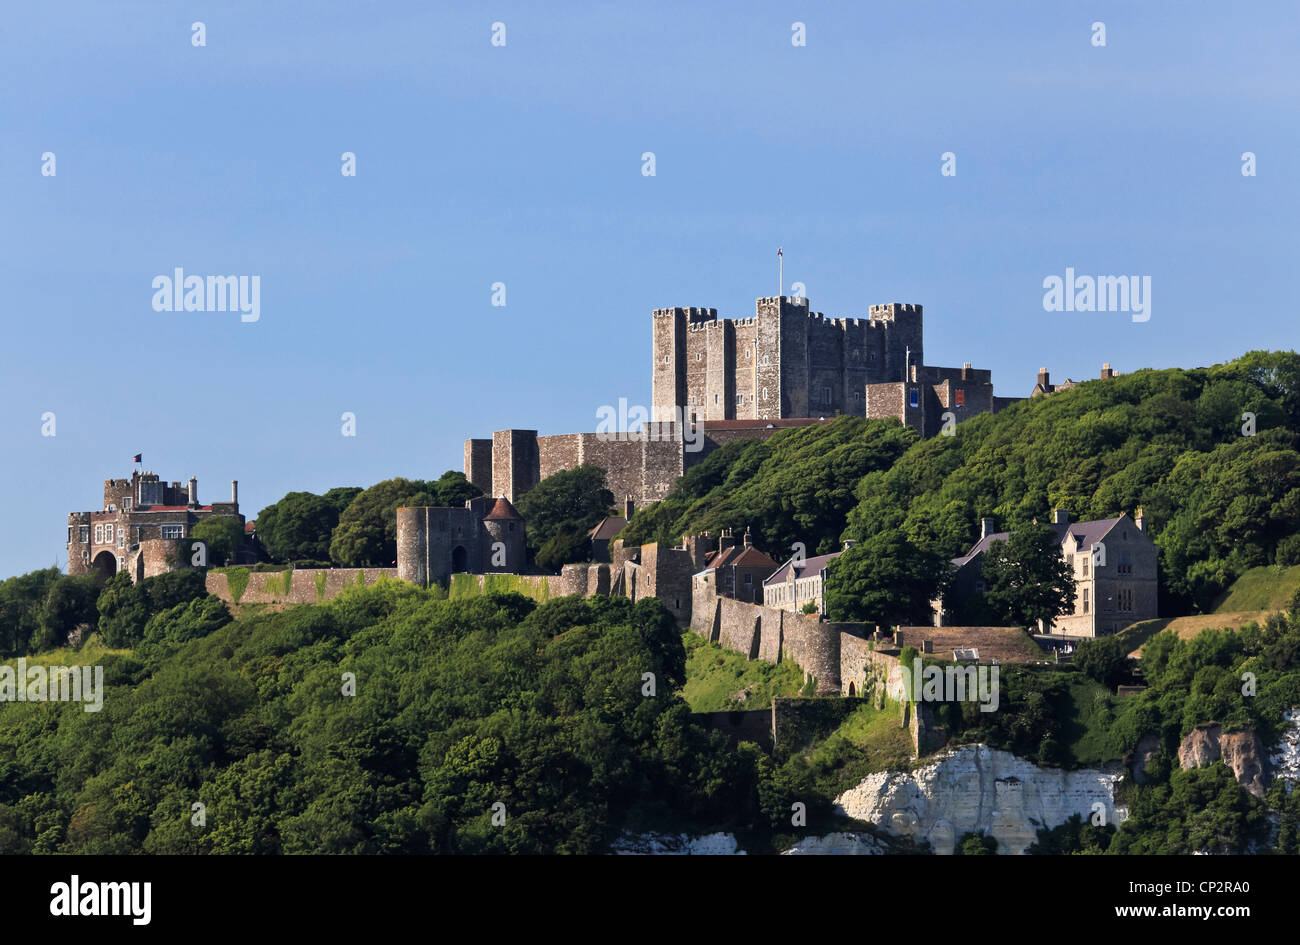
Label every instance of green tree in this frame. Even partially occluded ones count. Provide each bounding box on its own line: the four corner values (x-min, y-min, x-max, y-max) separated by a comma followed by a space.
534, 523, 591, 572
824, 529, 948, 625
97, 569, 208, 648
190, 516, 245, 567
255, 492, 348, 562
955, 831, 998, 854
980, 522, 1076, 630
513, 465, 614, 555
329, 473, 480, 566
35, 574, 101, 651
0, 567, 62, 656
1074, 635, 1133, 689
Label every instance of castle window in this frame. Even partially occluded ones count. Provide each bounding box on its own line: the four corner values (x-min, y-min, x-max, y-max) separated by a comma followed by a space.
1118, 552, 1133, 575
737, 393, 744, 406
761, 387, 768, 401
955, 389, 965, 407
822, 387, 831, 405
94, 524, 103, 544
1083, 589, 1089, 613
909, 389, 919, 408
713, 394, 719, 404
745, 349, 750, 359
161, 524, 185, 539
1119, 588, 1133, 612
67, 526, 73, 544
869, 350, 877, 362
1083, 556, 1089, 577
117, 527, 125, 549
696, 353, 701, 361
117, 556, 125, 571
853, 391, 861, 402
762, 354, 770, 366
79, 526, 88, 543
663, 355, 669, 364
123, 497, 132, 510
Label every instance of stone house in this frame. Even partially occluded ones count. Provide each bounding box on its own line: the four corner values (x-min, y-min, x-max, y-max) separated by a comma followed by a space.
67, 471, 245, 582
763, 544, 850, 616
691, 527, 778, 604
941, 508, 1158, 637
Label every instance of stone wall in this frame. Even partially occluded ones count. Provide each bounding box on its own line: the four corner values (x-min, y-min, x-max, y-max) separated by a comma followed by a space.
206, 567, 398, 605
704, 596, 847, 695
894, 625, 1043, 664
839, 632, 905, 699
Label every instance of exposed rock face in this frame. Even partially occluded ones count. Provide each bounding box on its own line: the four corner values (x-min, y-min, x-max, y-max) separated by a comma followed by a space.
1177, 725, 1269, 798
834, 744, 1126, 855
611, 832, 745, 855
782, 832, 893, 855
1271, 709, 1300, 789
1131, 734, 1161, 784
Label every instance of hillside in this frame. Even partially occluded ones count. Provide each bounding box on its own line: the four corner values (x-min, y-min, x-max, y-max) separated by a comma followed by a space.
626, 351, 1300, 615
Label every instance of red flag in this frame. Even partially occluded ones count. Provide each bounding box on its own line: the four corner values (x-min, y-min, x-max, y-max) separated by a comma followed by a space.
133, 453, 142, 463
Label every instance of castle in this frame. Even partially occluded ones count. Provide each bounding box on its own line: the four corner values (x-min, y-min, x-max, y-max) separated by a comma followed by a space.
466, 293, 1021, 503
67, 471, 244, 582
395, 495, 526, 587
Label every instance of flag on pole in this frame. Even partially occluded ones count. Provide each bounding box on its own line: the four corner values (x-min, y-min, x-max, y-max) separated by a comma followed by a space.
133, 453, 142, 463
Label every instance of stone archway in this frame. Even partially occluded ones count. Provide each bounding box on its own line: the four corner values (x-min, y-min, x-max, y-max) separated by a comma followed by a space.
847, 682, 856, 697
451, 545, 468, 573
91, 550, 117, 581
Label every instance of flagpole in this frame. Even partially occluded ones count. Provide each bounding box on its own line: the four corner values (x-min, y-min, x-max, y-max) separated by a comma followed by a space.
777, 247, 783, 298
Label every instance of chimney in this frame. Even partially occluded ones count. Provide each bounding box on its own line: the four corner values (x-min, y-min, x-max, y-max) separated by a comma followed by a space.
718, 528, 736, 555
188, 477, 198, 507
962, 361, 972, 380
980, 517, 996, 540
1053, 507, 1070, 526
743, 526, 753, 548
231, 480, 239, 506
1037, 367, 1050, 390
1101, 362, 1115, 379
1135, 507, 1146, 532
624, 495, 634, 520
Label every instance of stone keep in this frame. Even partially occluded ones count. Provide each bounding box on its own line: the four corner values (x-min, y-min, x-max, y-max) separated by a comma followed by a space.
396, 495, 526, 587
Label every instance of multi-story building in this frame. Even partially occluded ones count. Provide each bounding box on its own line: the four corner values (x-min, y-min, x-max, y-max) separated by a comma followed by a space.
941, 509, 1158, 637
67, 471, 244, 582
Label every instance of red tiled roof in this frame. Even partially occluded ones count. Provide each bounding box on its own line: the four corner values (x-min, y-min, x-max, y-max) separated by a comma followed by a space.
484, 496, 522, 521
135, 505, 210, 512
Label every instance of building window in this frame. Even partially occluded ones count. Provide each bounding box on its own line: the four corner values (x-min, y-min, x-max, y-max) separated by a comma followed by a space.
761, 387, 768, 401
737, 393, 744, 406
745, 349, 750, 359
94, 524, 103, 544
67, 526, 73, 544
713, 393, 719, 404
117, 527, 125, 549
744, 573, 752, 585
909, 389, 919, 408
123, 497, 132, 510
161, 524, 185, 540
869, 350, 877, 362
1082, 588, 1089, 613
1083, 556, 1089, 577
1118, 551, 1133, 575
696, 352, 701, 361
1119, 588, 1133, 612
80, 525, 89, 543
762, 354, 770, 366
955, 389, 965, 407
117, 556, 125, 571
822, 387, 832, 405
854, 391, 861, 402
663, 355, 669, 364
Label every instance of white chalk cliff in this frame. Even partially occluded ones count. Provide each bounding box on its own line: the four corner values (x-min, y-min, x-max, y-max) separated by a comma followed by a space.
834, 744, 1127, 855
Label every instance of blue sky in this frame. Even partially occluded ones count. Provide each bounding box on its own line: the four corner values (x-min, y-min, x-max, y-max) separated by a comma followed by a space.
1, 1, 1296, 580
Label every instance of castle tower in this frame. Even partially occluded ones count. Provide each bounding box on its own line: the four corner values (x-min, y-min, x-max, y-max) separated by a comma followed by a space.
491, 430, 539, 501
481, 496, 525, 572
869, 303, 923, 383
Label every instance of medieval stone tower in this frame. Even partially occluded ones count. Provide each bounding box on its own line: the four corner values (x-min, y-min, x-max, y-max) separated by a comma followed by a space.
650, 295, 925, 422
396, 495, 526, 587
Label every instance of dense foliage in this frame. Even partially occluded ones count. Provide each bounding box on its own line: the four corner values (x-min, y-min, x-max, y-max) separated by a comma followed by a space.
627, 352, 1300, 615
622, 417, 917, 557
0, 568, 100, 656
190, 516, 247, 567
329, 473, 480, 566
255, 487, 361, 562
513, 465, 614, 564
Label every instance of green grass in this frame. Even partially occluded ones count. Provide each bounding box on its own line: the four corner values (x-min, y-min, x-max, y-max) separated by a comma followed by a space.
314, 572, 327, 601
216, 566, 250, 604
799, 700, 916, 797
1212, 564, 1300, 612
1064, 676, 1125, 765
680, 632, 805, 712
20, 634, 132, 666
447, 572, 553, 603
